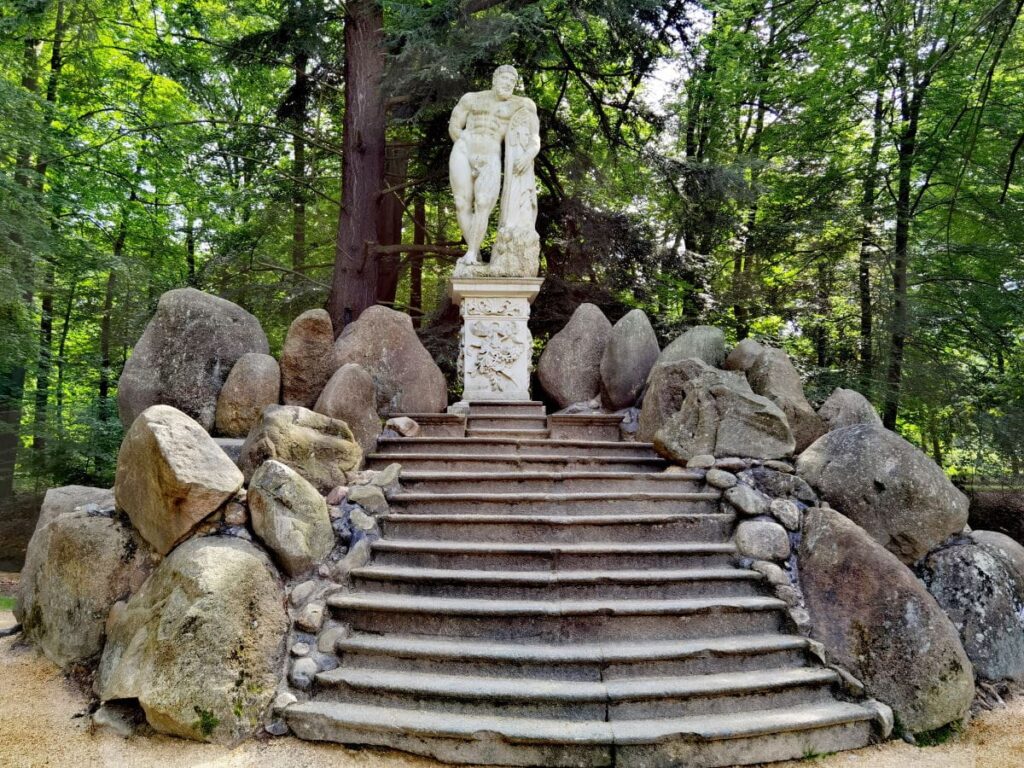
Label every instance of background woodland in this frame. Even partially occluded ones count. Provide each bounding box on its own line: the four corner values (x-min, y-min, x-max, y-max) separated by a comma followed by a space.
2, 0, 1023, 502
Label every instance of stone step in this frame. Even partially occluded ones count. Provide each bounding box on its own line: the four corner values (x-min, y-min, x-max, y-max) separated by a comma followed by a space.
465, 427, 552, 439
467, 414, 550, 430
314, 666, 840, 720
466, 400, 546, 416
284, 700, 875, 768
385, 491, 721, 516
369, 538, 738, 571
548, 414, 624, 441
327, 592, 787, 641
376, 512, 733, 544
334, 632, 812, 680
376, 436, 657, 458
366, 452, 669, 473
393, 414, 466, 437
397, 470, 705, 494
350, 564, 762, 599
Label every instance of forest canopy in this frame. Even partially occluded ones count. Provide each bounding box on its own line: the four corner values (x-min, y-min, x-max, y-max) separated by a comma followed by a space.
1, 0, 1022, 500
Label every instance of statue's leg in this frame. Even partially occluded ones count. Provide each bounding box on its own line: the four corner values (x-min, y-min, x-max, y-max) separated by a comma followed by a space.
448, 144, 475, 257
468, 155, 501, 257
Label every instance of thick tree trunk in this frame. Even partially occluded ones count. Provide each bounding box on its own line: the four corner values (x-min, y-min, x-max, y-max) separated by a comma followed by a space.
292, 51, 309, 271
376, 145, 411, 305
409, 195, 426, 327
327, 0, 386, 332
858, 90, 883, 394
32, 264, 54, 455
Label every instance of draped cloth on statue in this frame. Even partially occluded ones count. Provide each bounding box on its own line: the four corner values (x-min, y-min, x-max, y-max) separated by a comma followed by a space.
489, 106, 541, 277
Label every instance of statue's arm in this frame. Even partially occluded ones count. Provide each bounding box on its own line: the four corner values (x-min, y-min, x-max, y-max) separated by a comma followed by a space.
449, 95, 470, 143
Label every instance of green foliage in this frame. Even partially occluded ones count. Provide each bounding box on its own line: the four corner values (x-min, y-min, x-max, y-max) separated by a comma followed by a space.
192, 706, 219, 738
0, 596, 15, 611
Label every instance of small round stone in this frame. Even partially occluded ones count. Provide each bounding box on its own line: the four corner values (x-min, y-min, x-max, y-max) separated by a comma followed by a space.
770, 498, 802, 531
705, 469, 738, 489
291, 642, 311, 657
289, 657, 319, 689
735, 520, 791, 561
686, 454, 716, 469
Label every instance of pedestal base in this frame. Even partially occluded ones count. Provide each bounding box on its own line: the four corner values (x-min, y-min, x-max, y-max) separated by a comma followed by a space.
450, 277, 544, 402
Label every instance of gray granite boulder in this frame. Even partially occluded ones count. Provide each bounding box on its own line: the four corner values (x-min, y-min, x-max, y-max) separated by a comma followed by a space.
799, 507, 974, 733
818, 387, 882, 432
637, 360, 689, 443
653, 359, 794, 461
115, 405, 244, 554
970, 530, 1024, 578
214, 353, 280, 438
314, 363, 381, 455
920, 541, 1024, 681
723, 338, 765, 372
281, 309, 336, 408
248, 460, 335, 576
656, 325, 726, 368
238, 405, 362, 492
797, 424, 969, 564
17, 508, 152, 667
332, 305, 446, 416
734, 519, 790, 560
97, 536, 287, 744
746, 346, 824, 452
117, 288, 269, 430
538, 303, 612, 408
599, 309, 660, 409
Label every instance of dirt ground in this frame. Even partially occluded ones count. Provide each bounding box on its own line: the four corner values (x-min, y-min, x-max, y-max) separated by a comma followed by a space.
2, 617, 1023, 768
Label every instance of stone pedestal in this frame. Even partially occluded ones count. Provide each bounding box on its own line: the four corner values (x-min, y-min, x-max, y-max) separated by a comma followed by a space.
450, 277, 544, 401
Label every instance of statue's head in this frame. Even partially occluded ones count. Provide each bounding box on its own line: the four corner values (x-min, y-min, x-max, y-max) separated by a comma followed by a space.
492, 65, 518, 99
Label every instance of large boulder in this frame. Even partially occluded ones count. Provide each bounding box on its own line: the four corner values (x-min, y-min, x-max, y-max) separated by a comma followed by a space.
723, 338, 765, 372
314, 363, 381, 455
117, 288, 269, 431
31, 485, 114, 534
97, 537, 287, 744
796, 425, 969, 564
600, 309, 660, 409
281, 309, 335, 408
656, 325, 726, 368
653, 359, 794, 461
17, 509, 152, 667
332, 305, 446, 416
115, 405, 244, 555
746, 347, 824, 452
248, 460, 335, 576
238, 405, 362, 492
920, 541, 1024, 681
537, 303, 612, 408
214, 353, 280, 438
799, 507, 974, 733
970, 530, 1024, 577
817, 387, 882, 432
637, 360, 689, 442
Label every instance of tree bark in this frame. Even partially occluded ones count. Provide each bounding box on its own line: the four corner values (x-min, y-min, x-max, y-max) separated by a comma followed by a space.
327, 0, 386, 332
32, 264, 54, 455
409, 195, 426, 327
292, 50, 309, 271
376, 145, 410, 305
858, 90, 883, 394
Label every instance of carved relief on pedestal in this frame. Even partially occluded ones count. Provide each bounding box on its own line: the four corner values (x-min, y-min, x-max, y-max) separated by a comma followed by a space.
466, 321, 528, 393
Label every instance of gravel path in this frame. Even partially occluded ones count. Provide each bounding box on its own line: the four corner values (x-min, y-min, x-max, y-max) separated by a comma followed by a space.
2, 617, 1023, 768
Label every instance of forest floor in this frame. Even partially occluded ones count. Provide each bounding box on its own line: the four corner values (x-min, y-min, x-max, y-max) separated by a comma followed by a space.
1, 613, 1022, 768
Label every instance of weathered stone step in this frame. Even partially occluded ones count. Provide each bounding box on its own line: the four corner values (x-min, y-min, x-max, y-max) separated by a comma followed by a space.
465, 427, 552, 439
467, 414, 549, 430
315, 666, 839, 720
327, 592, 786, 641
386, 491, 721, 516
393, 413, 466, 437
376, 512, 733, 544
548, 414, 623, 441
466, 400, 546, 416
369, 538, 738, 571
284, 700, 875, 767
398, 470, 705, 494
366, 452, 668, 473
334, 632, 812, 680
351, 564, 760, 599
376, 436, 657, 458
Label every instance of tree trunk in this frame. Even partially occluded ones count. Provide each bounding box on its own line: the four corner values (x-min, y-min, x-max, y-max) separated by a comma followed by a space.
409, 195, 426, 327
292, 51, 309, 271
185, 216, 197, 285
376, 145, 411, 305
858, 90, 883, 394
327, 0, 386, 332
54, 282, 75, 440
883, 67, 925, 430
32, 264, 54, 455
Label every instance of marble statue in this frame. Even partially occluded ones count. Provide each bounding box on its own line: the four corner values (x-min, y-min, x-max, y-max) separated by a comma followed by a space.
449, 65, 541, 278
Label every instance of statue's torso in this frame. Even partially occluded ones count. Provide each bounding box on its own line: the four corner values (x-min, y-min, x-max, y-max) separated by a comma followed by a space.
459, 92, 529, 163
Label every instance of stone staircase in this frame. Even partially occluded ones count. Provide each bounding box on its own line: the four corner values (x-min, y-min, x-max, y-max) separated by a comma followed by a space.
285, 401, 878, 767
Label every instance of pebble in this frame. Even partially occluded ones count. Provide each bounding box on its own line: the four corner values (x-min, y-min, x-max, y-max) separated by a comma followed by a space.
318, 623, 351, 654
290, 642, 310, 657
289, 580, 317, 607
369, 462, 402, 490
705, 469, 738, 489
294, 602, 325, 633
289, 657, 319, 689
274, 692, 298, 710
325, 486, 349, 506
762, 460, 795, 473
348, 485, 388, 515
349, 508, 379, 534
223, 501, 248, 526
686, 454, 716, 469
385, 416, 420, 437
724, 484, 770, 516
265, 719, 289, 736
770, 498, 802, 531
750, 560, 789, 586
714, 457, 749, 472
